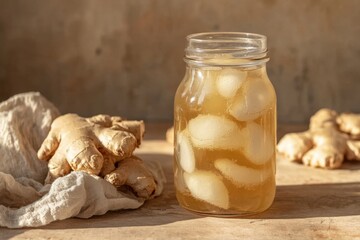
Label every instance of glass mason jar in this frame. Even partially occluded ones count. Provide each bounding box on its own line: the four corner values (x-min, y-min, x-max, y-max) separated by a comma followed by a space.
174, 32, 276, 216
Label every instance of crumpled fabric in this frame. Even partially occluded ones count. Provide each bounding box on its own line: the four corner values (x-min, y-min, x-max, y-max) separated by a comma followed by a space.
0, 92, 165, 228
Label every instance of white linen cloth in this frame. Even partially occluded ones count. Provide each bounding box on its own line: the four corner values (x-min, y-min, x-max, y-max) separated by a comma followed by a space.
0, 92, 165, 228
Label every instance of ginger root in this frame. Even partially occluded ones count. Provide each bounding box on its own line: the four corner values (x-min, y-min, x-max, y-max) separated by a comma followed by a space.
309, 108, 338, 130
38, 113, 156, 198
276, 131, 312, 161
337, 113, 360, 139
277, 108, 360, 169
104, 156, 156, 198
302, 129, 348, 169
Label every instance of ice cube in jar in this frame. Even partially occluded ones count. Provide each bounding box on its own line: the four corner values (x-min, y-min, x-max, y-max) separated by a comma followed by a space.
174, 32, 276, 216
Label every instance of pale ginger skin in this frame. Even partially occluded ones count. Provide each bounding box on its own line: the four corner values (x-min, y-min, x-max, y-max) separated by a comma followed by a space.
278, 108, 360, 169
346, 140, 360, 161
302, 129, 348, 169
337, 113, 360, 139
336, 113, 360, 161
276, 131, 312, 161
104, 156, 156, 198
309, 108, 338, 130
37, 114, 156, 198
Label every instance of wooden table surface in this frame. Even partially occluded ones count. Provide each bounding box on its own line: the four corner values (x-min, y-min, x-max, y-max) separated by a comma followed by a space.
2, 124, 360, 240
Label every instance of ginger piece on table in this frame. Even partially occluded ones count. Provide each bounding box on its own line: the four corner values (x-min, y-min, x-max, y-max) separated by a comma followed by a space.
309, 108, 338, 130
277, 131, 313, 161
38, 114, 144, 183
278, 108, 360, 169
346, 140, 360, 161
337, 113, 360, 139
302, 129, 348, 169
104, 155, 156, 199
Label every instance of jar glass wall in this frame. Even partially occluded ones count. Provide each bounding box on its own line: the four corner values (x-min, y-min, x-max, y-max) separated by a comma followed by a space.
174, 32, 276, 216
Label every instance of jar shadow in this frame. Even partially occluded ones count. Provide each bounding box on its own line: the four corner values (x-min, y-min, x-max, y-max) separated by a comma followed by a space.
252, 181, 360, 219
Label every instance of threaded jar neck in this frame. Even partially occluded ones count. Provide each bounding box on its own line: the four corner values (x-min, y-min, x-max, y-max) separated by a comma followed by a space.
185, 32, 269, 67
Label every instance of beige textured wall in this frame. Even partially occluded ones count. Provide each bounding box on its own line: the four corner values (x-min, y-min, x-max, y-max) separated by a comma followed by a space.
1, 0, 359, 123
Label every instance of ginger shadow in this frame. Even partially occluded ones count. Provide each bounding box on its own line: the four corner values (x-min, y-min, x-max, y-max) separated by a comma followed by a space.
26, 152, 201, 230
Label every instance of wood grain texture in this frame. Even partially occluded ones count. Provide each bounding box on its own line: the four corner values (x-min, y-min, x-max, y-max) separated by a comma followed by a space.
1, 124, 359, 240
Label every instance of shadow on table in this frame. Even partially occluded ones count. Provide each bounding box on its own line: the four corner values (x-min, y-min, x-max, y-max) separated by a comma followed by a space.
41, 152, 202, 230
43, 169, 360, 230
3, 181, 359, 239
278, 156, 360, 171
254, 181, 360, 219
1, 152, 196, 239
41, 181, 360, 231
341, 161, 360, 170
2, 152, 359, 237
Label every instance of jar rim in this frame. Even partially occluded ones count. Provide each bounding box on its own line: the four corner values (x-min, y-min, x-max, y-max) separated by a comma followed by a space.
186, 32, 267, 43
185, 32, 268, 66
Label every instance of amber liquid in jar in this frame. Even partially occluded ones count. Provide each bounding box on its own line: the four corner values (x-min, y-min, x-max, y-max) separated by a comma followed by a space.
174, 32, 276, 216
